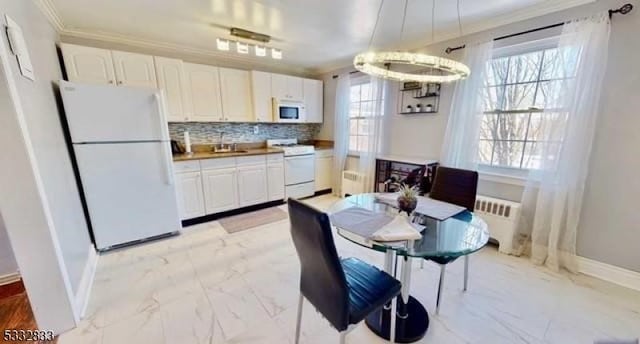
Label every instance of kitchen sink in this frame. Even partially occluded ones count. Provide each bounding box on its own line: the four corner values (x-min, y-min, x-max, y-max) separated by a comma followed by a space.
212, 147, 248, 154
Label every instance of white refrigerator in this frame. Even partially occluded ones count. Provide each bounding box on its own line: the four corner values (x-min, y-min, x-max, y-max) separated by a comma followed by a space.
59, 80, 180, 250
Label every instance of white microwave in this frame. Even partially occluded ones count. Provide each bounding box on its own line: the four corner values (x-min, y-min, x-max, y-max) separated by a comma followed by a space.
273, 98, 306, 123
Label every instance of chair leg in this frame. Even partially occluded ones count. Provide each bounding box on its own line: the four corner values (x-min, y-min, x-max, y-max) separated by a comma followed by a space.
436, 265, 446, 315
420, 259, 424, 269
389, 296, 397, 343
295, 294, 303, 344
463, 255, 469, 292
339, 331, 347, 344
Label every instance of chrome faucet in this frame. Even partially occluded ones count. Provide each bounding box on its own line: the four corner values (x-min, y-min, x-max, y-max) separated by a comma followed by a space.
213, 132, 230, 152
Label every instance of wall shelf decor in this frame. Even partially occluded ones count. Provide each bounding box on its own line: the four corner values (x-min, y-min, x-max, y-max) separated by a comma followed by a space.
398, 82, 441, 115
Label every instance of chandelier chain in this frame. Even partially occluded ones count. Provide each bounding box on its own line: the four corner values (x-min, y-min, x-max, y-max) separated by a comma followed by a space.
400, 0, 409, 43
431, 0, 436, 43
457, 0, 463, 37
368, 0, 385, 50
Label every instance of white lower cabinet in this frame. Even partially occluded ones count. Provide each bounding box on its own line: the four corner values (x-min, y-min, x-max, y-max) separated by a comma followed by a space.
315, 150, 334, 192
202, 167, 239, 214
238, 164, 269, 206
175, 153, 285, 220
267, 162, 285, 201
175, 171, 205, 219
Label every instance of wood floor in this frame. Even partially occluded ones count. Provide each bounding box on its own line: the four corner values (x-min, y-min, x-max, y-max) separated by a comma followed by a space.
0, 280, 57, 343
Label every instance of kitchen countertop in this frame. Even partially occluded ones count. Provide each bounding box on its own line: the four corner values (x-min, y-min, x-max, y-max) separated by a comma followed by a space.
173, 147, 284, 162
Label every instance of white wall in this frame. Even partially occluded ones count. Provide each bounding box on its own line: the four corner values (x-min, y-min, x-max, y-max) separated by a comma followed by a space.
0, 0, 93, 295
0, 214, 18, 277
318, 0, 640, 272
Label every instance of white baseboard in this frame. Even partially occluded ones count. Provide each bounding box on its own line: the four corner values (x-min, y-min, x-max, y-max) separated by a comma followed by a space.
74, 247, 98, 319
577, 256, 640, 292
0, 272, 20, 286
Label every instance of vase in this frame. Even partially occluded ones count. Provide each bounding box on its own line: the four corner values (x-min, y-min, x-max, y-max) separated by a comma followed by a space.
397, 195, 417, 215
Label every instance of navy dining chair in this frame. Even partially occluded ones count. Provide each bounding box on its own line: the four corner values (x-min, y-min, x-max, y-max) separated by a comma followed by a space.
288, 198, 401, 344
422, 166, 478, 314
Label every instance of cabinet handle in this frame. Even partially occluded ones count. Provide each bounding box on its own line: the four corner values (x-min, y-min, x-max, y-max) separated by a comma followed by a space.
117, 80, 123, 85
108, 80, 114, 84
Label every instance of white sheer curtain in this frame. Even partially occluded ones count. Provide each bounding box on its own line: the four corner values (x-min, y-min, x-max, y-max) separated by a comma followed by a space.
358, 77, 388, 192
332, 74, 351, 197
518, 12, 610, 271
440, 41, 494, 169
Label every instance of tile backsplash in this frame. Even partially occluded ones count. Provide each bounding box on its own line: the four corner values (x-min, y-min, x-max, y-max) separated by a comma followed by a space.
168, 122, 322, 144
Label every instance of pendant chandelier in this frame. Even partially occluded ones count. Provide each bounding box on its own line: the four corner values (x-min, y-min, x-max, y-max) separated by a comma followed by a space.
353, 0, 470, 83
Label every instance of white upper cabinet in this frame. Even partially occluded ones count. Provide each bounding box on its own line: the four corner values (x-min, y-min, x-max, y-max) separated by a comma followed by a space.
61, 44, 116, 85
271, 74, 303, 101
219, 68, 253, 122
287, 76, 304, 101
304, 79, 323, 123
112, 51, 157, 88
154, 57, 191, 122
184, 63, 223, 122
250, 71, 273, 122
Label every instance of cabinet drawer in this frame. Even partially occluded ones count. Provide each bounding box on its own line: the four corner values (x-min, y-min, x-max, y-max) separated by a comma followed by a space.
315, 149, 334, 158
200, 157, 236, 170
236, 155, 266, 166
174, 160, 201, 173
266, 153, 284, 162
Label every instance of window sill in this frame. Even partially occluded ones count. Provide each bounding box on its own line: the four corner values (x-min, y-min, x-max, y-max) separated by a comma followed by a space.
478, 171, 528, 187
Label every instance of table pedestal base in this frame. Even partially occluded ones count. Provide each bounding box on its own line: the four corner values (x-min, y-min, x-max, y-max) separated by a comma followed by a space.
365, 296, 429, 343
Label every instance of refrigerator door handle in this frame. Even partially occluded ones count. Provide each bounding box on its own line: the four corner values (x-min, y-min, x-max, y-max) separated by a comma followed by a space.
154, 91, 170, 141
155, 92, 174, 185
160, 141, 174, 186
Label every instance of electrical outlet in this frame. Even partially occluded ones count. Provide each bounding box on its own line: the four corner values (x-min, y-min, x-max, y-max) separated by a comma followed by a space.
253, 125, 259, 134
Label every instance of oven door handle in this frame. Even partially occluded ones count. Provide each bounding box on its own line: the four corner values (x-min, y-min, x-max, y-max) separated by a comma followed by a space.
285, 154, 315, 160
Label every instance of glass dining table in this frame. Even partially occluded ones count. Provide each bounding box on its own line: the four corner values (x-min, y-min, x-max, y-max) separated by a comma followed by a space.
328, 193, 490, 343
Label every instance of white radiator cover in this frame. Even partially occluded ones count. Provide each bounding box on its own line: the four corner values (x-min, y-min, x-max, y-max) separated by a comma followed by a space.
341, 170, 364, 197
474, 195, 521, 255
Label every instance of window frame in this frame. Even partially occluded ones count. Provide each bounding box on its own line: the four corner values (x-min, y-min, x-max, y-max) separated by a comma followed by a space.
347, 76, 384, 156
478, 36, 567, 177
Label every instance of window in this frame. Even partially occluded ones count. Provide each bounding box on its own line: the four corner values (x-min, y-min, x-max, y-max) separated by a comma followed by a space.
349, 81, 384, 153
479, 44, 576, 171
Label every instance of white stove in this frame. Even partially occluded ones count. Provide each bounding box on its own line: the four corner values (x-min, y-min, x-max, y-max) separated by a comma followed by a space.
267, 139, 315, 156
267, 139, 315, 199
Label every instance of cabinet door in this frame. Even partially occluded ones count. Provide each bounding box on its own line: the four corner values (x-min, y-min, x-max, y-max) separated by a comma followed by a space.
202, 168, 238, 213
271, 73, 288, 100
237, 165, 269, 206
287, 76, 304, 101
267, 162, 285, 201
175, 171, 205, 220
250, 71, 273, 122
184, 63, 223, 122
315, 156, 333, 191
154, 57, 191, 122
219, 68, 253, 122
304, 79, 323, 123
112, 50, 157, 88
61, 44, 115, 85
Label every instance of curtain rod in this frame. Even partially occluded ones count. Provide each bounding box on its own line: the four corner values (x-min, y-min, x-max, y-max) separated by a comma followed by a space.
445, 3, 633, 54
332, 70, 360, 79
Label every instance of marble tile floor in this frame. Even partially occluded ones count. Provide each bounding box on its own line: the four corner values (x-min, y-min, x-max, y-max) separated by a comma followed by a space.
59, 195, 640, 344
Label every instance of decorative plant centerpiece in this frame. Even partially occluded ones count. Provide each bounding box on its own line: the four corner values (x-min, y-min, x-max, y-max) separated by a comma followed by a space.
396, 183, 418, 215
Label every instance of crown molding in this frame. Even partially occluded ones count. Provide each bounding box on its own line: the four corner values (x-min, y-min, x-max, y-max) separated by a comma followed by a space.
311, 0, 595, 75
35, 0, 65, 32
35, 0, 594, 76
60, 28, 312, 75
